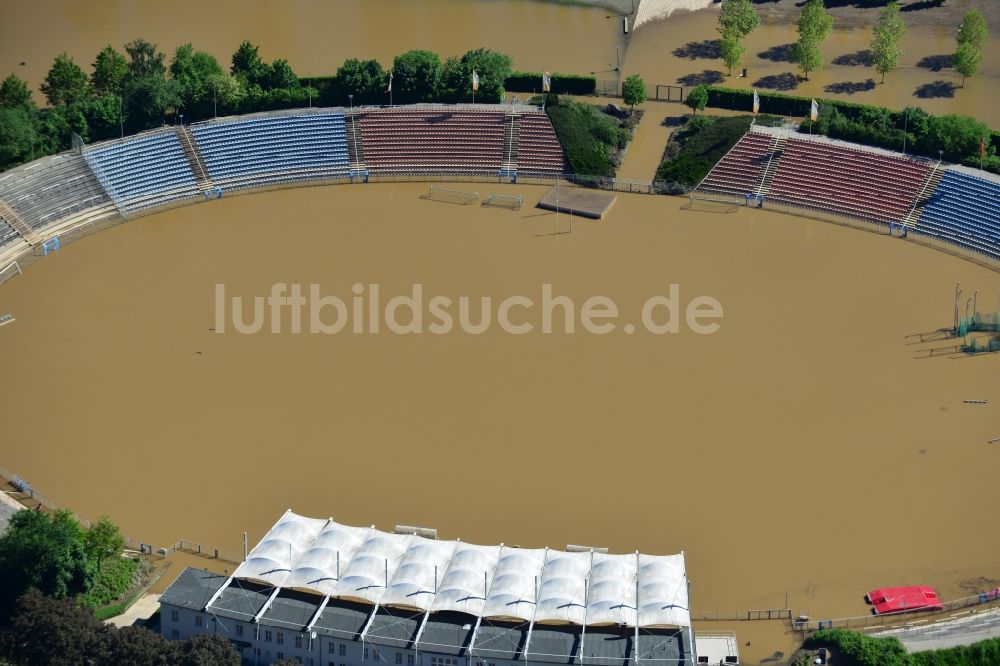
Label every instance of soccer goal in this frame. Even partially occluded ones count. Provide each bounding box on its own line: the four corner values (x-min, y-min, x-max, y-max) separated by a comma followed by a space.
685, 192, 743, 213
483, 193, 524, 210
420, 186, 480, 205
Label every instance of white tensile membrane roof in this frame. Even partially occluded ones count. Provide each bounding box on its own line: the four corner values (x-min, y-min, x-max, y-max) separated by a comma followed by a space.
232, 511, 690, 628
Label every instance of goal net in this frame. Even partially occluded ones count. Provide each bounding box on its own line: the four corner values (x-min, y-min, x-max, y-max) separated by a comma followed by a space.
483, 193, 524, 210
420, 186, 480, 205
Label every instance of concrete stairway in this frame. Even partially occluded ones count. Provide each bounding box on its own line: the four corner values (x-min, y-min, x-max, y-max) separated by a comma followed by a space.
0, 199, 41, 247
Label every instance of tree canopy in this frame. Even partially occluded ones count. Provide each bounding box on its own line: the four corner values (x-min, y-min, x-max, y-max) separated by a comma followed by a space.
392, 49, 442, 104
621, 74, 647, 109
793, 0, 833, 80
870, 1, 906, 84
717, 0, 759, 39
0, 589, 241, 665
41, 54, 91, 107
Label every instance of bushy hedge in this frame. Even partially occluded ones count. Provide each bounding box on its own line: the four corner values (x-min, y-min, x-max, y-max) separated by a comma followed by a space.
655, 114, 775, 190
546, 96, 634, 177
506, 71, 596, 95
805, 629, 910, 666
806, 629, 1000, 666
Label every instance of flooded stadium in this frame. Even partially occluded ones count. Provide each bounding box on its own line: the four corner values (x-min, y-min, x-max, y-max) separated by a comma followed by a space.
2, 1, 1000, 662
1, 181, 998, 620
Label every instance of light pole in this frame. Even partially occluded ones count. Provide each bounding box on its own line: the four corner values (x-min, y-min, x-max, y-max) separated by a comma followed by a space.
973, 289, 979, 323
213, 80, 218, 118
954, 282, 961, 330
119, 92, 124, 138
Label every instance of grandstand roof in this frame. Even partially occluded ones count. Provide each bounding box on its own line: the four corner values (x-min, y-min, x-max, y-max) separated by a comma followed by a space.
231, 510, 690, 628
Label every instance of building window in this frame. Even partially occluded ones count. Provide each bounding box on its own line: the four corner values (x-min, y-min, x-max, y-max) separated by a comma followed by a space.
339, 644, 347, 656
407, 656, 414, 666
171, 629, 179, 639
265, 630, 273, 643
431, 658, 459, 666
328, 643, 336, 654
308, 660, 314, 666
194, 615, 203, 628
277, 653, 284, 661
278, 632, 285, 645
170, 610, 179, 622
296, 634, 303, 648
364, 647, 369, 661
236, 624, 243, 637
396, 653, 403, 664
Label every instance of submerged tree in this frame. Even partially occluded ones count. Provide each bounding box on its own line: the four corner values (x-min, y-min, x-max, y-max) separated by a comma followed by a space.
870, 0, 906, 84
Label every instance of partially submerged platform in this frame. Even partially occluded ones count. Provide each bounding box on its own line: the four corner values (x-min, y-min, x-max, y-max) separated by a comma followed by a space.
536, 186, 616, 219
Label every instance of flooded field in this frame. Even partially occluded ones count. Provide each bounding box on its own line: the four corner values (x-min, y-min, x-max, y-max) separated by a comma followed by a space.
1, 183, 997, 629
0, 0, 625, 97
625, 8, 1000, 129
1, 3, 1000, 659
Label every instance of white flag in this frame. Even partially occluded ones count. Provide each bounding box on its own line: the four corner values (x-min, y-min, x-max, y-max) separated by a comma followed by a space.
810, 99, 819, 122
753, 89, 760, 115
387, 71, 392, 93
542, 71, 552, 93
472, 70, 480, 92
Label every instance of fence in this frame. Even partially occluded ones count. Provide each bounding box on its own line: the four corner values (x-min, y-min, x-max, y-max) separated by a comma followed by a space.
654, 85, 685, 103
692, 608, 792, 622
595, 80, 686, 104
792, 594, 1000, 633
168, 538, 244, 566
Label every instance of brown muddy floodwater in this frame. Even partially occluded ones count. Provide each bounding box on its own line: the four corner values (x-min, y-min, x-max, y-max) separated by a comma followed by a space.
0, 0, 625, 97
625, 8, 1000, 129
0, 183, 998, 629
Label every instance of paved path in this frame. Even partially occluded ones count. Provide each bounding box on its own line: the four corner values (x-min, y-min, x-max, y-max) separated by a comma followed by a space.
0, 491, 25, 532
872, 607, 1000, 652
105, 593, 162, 628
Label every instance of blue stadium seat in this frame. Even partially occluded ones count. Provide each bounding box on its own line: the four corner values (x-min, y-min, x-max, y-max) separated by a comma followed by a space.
83, 132, 199, 214
917, 170, 1000, 260
190, 113, 350, 189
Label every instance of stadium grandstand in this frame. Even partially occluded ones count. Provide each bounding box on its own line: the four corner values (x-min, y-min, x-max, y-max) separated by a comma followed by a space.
3, 104, 999, 282
693, 126, 1000, 261
83, 129, 200, 215
158, 511, 696, 666
358, 106, 506, 176
915, 166, 1000, 260
190, 110, 351, 190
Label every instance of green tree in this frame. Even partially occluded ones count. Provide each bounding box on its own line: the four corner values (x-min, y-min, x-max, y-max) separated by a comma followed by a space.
720, 31, 746, 76
621, 74, 647, 109
84, 516, 125, 569
91, 45, 128, 97
267, 59, 300, 90
0, 107, 36, 169
41, 53, 91, 106
392, 49, 442, 104
205, 72, 245, 116
793, 0, 833, 81
0, 510, 93, 620
170, 44, 226, 118
870, 1, 906, 84
329, 58, 388, 106
953, 10, 987, 89
685, 84, 709, 115
0, 73, 33, 109
797, 0, 833, 43
230, 40, 269, 88
957, 9, 988, 51
952, 40, 981, 87
125, 39, 166, 79
439, 48, 512, 103
124, 74, 180, 131
0, 589, 112, 665
171, 634, 241, 666
717, 0, 759, 39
